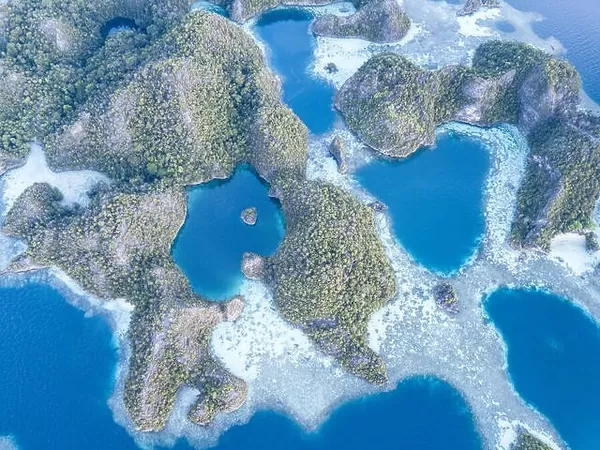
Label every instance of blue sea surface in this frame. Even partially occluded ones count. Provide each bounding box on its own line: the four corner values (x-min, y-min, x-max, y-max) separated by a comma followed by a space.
356, 130, 490, 275
486, 288, 600, 450
0, 282, 137, 449
172, 166, 285, 301
214, 377, 483, 450
0, 280, 483, 450
506, 0, 600, 104
255, 9, 337, 135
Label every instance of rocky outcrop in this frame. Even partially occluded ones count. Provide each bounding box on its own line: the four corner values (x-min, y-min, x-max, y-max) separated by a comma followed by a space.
312, 0, 411, 43
457, 0, 500, 17
44, 13, 308, 188
512, 430, 554, 450
432, 282, 459, 314
337, 41, 600, 248
241, 207, 258, 225
329, 135, 347, 173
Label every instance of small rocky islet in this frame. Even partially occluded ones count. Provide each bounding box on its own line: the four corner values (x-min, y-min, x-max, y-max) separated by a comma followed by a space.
0, 0, 596, 447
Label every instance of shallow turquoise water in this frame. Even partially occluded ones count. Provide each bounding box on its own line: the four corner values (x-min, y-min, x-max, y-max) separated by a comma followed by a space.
172, 166, 285, 301
255, 9, 337, 135
486, 288, 600, 450
356, 130, 490, 275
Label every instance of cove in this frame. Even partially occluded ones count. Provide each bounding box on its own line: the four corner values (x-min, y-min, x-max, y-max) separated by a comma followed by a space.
214, 377, 482, 450
172, 166, 285, 301
485, 288, 600, 450
255, 9, 337, 135
356, 129, 490, 275
190, 1, 229, 17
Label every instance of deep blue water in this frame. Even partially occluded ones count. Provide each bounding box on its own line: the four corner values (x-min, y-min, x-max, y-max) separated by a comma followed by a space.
255, 9, 337, 135
0, 289, 483, 450
172, 166, 285, 301
505, 0, 600, 104
486, 288, 600, 450
101, 18, 139, 39
356, 130, 490, 275
215, 377, 482, 450
0, 282, 137, 449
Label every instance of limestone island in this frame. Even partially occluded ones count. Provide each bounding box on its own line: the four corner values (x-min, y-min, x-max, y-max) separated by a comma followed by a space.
0, 0, 396, 431
336, 41, 600, 250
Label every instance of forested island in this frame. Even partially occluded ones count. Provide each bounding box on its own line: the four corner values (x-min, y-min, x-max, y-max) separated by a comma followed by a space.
0, 1, 595, 449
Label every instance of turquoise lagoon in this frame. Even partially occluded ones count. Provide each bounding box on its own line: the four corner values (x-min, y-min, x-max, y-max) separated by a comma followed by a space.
255, 9, 337, 135
172, 166, 285, 301
356, 130, 491, 275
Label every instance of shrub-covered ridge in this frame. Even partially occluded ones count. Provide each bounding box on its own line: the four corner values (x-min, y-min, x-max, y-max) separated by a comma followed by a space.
336, 41, 600, 249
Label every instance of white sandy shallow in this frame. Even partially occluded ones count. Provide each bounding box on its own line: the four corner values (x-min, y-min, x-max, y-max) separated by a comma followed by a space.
550, 233, 600, 276
0, 436, 18, 450
1, 143, 108, 214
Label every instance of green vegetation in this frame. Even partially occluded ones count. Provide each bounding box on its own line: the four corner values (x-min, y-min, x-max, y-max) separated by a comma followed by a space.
268, 181, 396, 383
4, 184, 247, 430
2, 1, 397, 431
512, 115, 600, 248
311, 0, 411, 43
44, 13, 308, 187
336, 40, 599, 249
512, 431, 553, 450
0, 0, 188, 161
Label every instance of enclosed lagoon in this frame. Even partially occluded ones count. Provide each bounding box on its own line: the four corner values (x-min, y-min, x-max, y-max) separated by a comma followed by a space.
356, 130, 491, 275
172, 166, 285, 301
255, 9, 337, 135
486, 288, 600, 450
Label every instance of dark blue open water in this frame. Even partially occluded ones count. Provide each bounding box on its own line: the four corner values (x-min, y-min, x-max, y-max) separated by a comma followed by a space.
0, 282, 482, 449
486, 288, 600, 450
255, 9, 337, 135
356, 131, 490, 275
505, 0, 600, 104
172, 166, 285, 301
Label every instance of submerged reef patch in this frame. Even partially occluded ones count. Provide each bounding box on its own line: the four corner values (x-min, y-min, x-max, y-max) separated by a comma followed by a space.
336, 41, 600, 248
